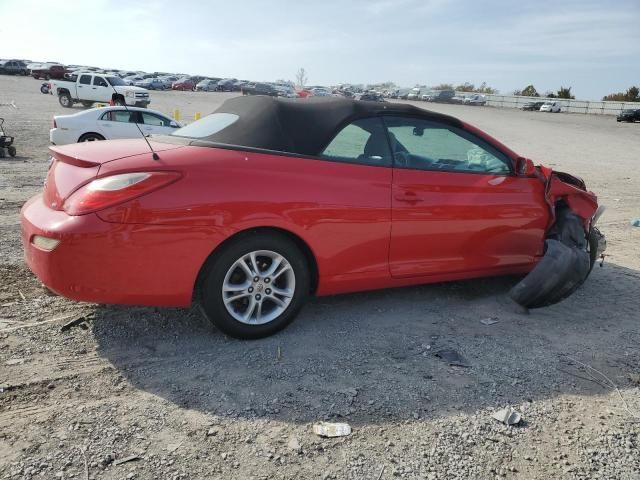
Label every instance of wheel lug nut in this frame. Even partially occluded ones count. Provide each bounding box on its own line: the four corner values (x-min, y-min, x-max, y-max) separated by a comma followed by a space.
255, 294, 261, 300
248, 287, 254, 293
253, 276, 260, 282
264, 278, 271, 283
265, 288, 271, 294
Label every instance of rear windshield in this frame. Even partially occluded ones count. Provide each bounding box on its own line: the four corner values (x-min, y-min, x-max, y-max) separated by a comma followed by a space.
171, 113, 239, 138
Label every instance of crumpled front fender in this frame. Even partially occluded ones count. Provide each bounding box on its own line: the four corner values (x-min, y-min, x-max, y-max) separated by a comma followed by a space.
508, 168, 606, 309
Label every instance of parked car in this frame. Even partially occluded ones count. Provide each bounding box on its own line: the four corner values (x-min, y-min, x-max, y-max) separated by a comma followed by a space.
0, 60, 29, 76
616, 109, 640, 122
241, 82, 279, 96
521, 101, 545, 111
50, 106, 181, 144
50, 73, 151, 108
134, 78, 167, 90
356, 92, 385, 102
196, 79, 219, 91
123, 75, 145, 85
216, 78, 238, 91
22, 96, 605, 339
31, 64, 67, 80
425, 90, 456, 103
159, 76, 181, 89
463, 94, 487, 106
451, 95, 466, 104
540, 101, 562, 113
407, 88, 421, 100
309, 87, 332, 97
172, 78, 196, 91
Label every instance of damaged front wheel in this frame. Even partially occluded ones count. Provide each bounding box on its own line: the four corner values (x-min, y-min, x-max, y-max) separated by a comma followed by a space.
508, 208, 605, 309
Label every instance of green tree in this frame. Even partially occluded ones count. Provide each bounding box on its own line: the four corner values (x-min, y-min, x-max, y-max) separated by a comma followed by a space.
520, 85, 539, 97
557, 86, 575, 99
432, 83, 454, 90
625, 86, 639, 102
477, 82, 497, 94
455, 82, 475, 92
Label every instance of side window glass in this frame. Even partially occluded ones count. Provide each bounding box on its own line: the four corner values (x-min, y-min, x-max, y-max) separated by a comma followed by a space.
320, 118, 391, 167
384, 117, 511, 174
102, 111, 133, 123
141, 113, 167, 126
79, 75, 92, 85
93, 76, 108, 87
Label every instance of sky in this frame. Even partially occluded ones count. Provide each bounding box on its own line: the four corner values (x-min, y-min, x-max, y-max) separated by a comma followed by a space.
2, 0, 639, 100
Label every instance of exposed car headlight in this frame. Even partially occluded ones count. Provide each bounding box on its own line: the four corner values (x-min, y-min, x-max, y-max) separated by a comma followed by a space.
125, 91, 133, 97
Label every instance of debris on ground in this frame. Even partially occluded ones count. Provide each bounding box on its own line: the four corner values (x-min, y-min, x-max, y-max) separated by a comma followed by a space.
631, 218, 640, 227
491, 406, 522, 425
60, 314, 89, 332
113, 455, 141, 466
435, 348, 471, 367
312, 422, 352, 437
287, 436, 302, 452
480, 317, 499, 326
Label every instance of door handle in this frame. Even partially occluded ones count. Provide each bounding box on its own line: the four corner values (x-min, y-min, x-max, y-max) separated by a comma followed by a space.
394, 192, 422, 204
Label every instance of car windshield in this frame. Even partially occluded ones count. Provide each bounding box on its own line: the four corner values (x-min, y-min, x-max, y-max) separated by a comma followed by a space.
107, 76, 126, 86
171, 113, 239, 139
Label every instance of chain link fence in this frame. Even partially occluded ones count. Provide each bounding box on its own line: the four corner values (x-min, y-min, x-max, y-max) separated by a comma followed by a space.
484, 94, 639, 116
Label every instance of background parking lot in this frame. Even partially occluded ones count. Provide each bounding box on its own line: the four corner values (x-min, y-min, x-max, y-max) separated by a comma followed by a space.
1, 76, 639, 479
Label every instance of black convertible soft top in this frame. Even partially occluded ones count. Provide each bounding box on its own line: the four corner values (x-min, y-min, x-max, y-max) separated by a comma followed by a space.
165, 95, 463, 156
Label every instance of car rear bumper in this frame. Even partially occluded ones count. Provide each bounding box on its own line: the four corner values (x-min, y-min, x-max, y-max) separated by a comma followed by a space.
21, 194, 218, 307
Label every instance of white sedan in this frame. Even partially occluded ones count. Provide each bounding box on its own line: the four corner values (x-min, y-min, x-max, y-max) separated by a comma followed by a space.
50, 106, 181, 145
540, 101, 562, 113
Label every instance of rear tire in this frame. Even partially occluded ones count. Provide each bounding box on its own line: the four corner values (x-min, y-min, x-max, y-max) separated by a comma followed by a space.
81, 101, 93, 108
199, 232, 310, 339
58, 93, 73, 108
78, 133, 105, 142
7, 146, 16, 157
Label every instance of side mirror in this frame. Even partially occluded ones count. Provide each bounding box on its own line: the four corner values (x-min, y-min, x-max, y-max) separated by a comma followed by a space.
170, 121, 179, 128
412, 127, 424, 137
516, 157, 536, 176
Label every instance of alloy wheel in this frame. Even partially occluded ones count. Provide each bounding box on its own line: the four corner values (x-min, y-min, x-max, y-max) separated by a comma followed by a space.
221, 250, 295, 325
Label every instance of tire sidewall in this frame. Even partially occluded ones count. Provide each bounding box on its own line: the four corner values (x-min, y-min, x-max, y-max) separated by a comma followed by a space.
200, 233, 310, 339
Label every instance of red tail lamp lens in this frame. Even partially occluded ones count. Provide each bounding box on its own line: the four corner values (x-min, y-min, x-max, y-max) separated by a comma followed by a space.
63, 171, 181, 215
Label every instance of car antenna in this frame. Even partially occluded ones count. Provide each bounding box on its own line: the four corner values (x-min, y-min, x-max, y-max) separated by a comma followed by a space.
107, 77, 160, 160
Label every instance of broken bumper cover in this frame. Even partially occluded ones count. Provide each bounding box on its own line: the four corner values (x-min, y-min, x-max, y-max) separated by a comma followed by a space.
508, 210, 606, 309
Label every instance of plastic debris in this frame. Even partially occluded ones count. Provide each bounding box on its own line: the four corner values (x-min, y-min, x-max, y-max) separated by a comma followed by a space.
631, 219, 640, 227
480, 317, 499, 326
492, 406, 522, 425
435, 348, 471, 367
312, 422, 352, 437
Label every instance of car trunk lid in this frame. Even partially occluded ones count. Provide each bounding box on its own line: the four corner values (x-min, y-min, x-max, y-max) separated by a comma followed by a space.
43, 139, 183, 211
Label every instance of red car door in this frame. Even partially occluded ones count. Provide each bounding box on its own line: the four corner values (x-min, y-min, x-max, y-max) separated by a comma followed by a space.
384, 116, 548, 278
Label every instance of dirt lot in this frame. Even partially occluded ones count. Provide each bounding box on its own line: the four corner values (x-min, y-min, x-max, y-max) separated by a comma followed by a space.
1, 75, 639, 480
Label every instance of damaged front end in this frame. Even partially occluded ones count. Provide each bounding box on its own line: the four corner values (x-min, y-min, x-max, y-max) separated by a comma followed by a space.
509, 166, 606, 309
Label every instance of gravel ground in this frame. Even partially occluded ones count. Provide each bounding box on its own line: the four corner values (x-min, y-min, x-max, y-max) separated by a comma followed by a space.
1, 76, 639, 480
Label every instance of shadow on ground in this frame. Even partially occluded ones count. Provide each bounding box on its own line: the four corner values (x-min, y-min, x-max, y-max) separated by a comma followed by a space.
93, 263, 640, 424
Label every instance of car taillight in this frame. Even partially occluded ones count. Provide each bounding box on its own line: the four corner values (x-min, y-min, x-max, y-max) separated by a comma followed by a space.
63, 171, 181, 216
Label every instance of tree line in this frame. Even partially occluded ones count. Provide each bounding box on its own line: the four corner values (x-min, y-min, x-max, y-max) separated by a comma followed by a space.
512, 84, 640, 102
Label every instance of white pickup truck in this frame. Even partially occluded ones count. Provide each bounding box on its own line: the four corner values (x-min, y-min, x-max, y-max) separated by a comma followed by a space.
50, 73, 151, 108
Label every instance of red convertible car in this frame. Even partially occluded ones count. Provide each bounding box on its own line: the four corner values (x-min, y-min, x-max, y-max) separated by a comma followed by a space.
22, 96, 605, 339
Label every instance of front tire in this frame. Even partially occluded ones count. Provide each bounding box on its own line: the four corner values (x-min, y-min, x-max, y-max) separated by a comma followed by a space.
58, 93, 73, 108
114, 96, 126, 106
199, 232, 310, 339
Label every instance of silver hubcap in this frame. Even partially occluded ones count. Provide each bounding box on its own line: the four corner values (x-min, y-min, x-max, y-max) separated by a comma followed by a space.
222, 250, 295, 325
